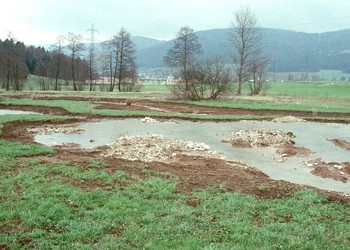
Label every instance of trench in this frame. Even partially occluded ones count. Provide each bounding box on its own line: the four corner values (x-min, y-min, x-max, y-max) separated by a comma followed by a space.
33, 118, 350, 194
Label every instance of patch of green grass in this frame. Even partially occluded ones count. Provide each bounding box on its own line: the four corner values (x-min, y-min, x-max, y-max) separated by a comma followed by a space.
87, 161, 106, 168
268, 81, 350, 100
0, 139, 54, 158
0, 151, 349, 249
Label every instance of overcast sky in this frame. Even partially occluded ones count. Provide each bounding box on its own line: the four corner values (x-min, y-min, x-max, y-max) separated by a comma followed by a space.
2, 0, 350, 45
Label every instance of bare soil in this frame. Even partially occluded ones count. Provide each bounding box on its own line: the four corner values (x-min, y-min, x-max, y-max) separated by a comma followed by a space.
1, 95, 349, 203
309, 158, 350, 183
328, 138, 350, 151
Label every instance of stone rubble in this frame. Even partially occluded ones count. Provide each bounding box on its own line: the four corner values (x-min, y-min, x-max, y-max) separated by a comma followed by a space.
28, 126, 85, 135
222, 128, 295, 147
102, 134, 223, 162
272, 116, 307, 123
239, 120, 262, 124
140, 117, 158, 123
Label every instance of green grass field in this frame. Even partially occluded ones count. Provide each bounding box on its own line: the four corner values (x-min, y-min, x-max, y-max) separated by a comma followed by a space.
15, 75, 350, 100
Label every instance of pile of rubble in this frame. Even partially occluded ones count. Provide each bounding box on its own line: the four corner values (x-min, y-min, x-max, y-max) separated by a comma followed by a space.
140, 117, 158, 123
222, 128, 295, 147
27, 126, 85, 135
102, 134, 223, 162
272, 116, 307, 123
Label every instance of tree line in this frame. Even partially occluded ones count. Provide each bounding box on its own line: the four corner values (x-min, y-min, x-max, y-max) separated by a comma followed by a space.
0, 34, 89, 91
0, 7, 268, 99
0, 27, 137, 92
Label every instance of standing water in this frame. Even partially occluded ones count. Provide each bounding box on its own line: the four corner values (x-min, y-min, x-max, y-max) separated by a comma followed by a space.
34, 119, 350, 194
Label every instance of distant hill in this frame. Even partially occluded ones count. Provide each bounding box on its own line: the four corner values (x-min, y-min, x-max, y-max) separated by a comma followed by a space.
132, 28, 350, 73
131, 36, 164, 51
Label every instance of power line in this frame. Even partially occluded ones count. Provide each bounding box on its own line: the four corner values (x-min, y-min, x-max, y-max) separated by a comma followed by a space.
87, 23, 98, 44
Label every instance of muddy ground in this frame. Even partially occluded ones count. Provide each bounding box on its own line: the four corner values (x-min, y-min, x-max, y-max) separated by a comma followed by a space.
1, 95, 350, 203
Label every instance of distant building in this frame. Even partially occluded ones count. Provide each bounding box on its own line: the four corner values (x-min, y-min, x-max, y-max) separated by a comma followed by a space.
166, 75, 175, 85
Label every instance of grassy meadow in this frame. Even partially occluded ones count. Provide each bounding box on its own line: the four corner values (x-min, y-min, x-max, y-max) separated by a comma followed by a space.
0, 77, 350, 248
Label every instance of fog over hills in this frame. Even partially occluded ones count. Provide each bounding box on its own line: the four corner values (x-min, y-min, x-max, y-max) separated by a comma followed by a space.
131, 28, 350, 73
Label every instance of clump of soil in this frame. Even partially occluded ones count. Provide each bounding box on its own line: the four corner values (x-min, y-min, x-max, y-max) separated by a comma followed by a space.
308, 158, 350, 183
276, 144, 314, 157
272, 116, 307, 123
327, 138, 350, 151
102, 135, 223, 162
222, 128, 295, 148
274, 144, 314, 162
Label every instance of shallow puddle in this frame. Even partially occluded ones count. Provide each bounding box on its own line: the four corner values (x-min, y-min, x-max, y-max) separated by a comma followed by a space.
0, 109, 40, 115
35, 119, 350, 194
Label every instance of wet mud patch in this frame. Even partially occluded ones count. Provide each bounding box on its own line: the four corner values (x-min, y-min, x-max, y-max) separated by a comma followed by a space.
276, 144, 314, 157
308, 158, 350, 183
143, 155, 307, 199
274, 144, 314, 162
328, 138, 350, 151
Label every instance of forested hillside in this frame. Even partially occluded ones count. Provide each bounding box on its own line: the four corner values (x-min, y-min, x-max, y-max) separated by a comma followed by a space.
135, 28, 350, 72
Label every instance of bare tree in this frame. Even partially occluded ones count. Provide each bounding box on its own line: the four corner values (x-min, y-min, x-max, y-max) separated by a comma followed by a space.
163, 26, 201, 89
230, 7, 266, 95
101, 28, 138, 92
66, 32, 85, 91
169, 58, 232, 101
248, 58, 269, 95
101, 39, 118, 91
115, 28, 138, 92
50, 35, 65, 90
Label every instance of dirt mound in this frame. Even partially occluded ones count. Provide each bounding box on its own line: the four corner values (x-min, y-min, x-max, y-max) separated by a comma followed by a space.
273, 144, 314, 162
102, 135, 223, 162
222, 128, 295, 148
308, 158, 350, 183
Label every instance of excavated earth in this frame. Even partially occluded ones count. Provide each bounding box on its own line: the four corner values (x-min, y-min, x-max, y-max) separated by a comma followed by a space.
1, 94, 350, 203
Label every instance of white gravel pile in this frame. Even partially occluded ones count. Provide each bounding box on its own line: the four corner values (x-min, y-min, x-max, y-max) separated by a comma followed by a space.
102, 134, 222, 162
222, 128, 294, 147
28, 126, 85, 135
272, 116, 306, 123
140, 117, 158, 123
